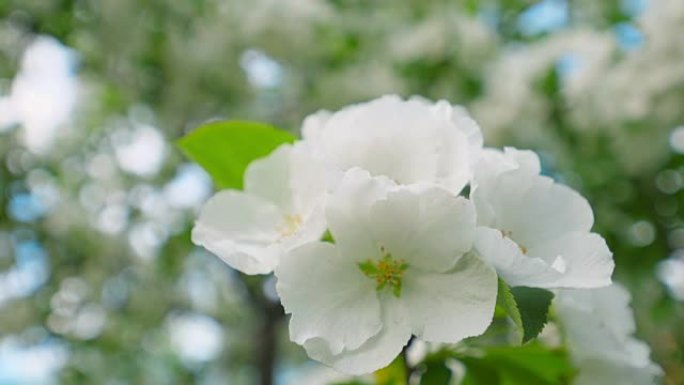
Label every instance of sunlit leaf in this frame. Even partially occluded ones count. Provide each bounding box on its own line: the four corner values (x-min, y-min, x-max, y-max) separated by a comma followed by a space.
177, 120, 295, 189
374, 354, 407, 385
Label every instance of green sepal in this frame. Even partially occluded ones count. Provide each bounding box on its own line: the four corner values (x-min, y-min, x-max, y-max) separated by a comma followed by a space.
358, 260, 379, 276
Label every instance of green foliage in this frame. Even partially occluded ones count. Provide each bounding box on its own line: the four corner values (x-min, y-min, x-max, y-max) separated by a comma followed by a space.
330, 381, 372, 385
419, 360, 452, 385
460, 356, 502, 385
497, 279, 554, 343
460, 345, 575, 385
177, 120, 296, 189
497, 279, 524, 337
374, 354, 407, 385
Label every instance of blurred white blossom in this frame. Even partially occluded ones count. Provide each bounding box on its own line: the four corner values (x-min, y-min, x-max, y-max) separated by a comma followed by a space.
556, 284, 662, 385
0, 36, 79, 154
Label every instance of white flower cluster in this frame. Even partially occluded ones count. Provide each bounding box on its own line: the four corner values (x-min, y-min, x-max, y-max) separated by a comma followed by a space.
192, 95, 615, 374
475, 0, 684, 175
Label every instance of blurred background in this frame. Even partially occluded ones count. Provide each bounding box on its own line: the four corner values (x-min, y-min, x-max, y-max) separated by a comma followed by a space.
0, 0, 682, 384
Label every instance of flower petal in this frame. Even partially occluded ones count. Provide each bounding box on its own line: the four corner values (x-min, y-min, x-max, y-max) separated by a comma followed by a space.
528, 232, 614, 288
244, 144, 293, 212
556, 285, 662, 384
288, 143, 339, 216
301, 109, 332, 142
309, 95, 441, 185
483, 171, 594, 247
471, 148, 540, 227
325, 168, 396, 261
302, 95, 478, 193
433, 100, 484, 192
191, 190, 283, 274
368, 186, 475, 272
402, 253, 497, 343
474, 226, 565, 288
302, 295, 411, 375
472, 147, 540, 191
503, 147, 541, 174
573, 357, 662, 385
275, 242, 382, 355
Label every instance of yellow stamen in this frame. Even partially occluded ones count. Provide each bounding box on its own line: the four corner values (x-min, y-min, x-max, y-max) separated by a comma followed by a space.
358, 250, 409, 297
279, 214, 302, 238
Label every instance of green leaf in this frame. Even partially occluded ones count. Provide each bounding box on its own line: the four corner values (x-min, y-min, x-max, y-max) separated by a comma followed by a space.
419, 360, 452, 385
460, 357, 501, 385
177, 120, 296, 189
510, 286, 554, 343
496, 278, 523, 340
460, 345, 574, 385
374, 354, 407, 385
484, 345, 575, 384
496, 279, 554, 343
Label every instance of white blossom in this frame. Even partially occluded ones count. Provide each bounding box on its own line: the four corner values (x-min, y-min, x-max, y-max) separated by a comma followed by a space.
191, 143, 329, 274
472, 147, 614, 288
0, 36, 79, 154
556, 284, 662, 385
275, 169, 497, 374
302, 95, 483, 194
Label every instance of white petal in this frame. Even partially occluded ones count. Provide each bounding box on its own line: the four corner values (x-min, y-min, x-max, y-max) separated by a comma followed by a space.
474, 227, 564, 288
556, 284, 662, 384
368, 186, 475, 272
573, 358, 662, 385
315, 96, 440, 184
471, 148, 541, 227
556, 285, 634, 359
402, 253, 497, 343
325, 168, 396, 261
528, 232, 614, 288
301, 109, 332, 142
288, 143, 339, 216
434, 127, 472, 194
556, 284, 635, 339
245, 143, 330, 229
303, 295, 412, 375
191, 190, 283, 274
502, 147, 541, 174
303, 96, 477, 192
244, 144, 293, 211
433, 100, 484, 191
484, 171, 594, 247
275, 242, 382, 355
278, 205, 327, 251
472, 147, 540, 189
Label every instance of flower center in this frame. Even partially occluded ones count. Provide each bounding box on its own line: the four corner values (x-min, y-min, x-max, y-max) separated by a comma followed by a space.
279, 214, 302, 238
358, 250, 408, 298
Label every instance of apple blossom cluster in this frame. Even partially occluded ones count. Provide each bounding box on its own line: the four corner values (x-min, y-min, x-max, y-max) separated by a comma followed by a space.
191, 95, 615, 374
